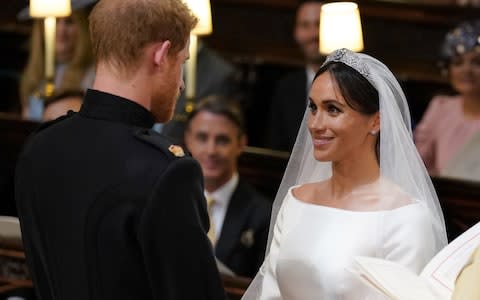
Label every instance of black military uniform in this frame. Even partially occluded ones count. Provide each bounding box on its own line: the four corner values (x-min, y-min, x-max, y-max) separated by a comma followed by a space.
15, 89, 226, 300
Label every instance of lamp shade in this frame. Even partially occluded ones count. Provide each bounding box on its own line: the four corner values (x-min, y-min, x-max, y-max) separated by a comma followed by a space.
319, 2, 364, 54
30, 0, 72, 18
184, 0, 212, 35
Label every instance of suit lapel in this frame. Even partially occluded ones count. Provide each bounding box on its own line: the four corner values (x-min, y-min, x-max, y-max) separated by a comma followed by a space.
215, 181, 251, 260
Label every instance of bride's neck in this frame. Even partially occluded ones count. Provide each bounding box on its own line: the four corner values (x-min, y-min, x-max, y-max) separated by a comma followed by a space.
330, 151, 379, 200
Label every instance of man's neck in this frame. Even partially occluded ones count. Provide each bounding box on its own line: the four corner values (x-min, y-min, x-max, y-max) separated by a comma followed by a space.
92, 64, 152, 111
205, 173, 237, 193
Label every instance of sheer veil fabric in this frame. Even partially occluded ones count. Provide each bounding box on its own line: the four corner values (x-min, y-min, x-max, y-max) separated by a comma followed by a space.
242, 49, 447, 299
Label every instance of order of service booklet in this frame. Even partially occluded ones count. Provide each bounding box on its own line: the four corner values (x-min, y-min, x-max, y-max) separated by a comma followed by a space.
353, 221, 480, 300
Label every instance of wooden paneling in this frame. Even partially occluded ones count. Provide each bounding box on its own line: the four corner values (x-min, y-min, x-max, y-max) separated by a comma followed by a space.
432, 177, 480, 241
239, 146, 289, 199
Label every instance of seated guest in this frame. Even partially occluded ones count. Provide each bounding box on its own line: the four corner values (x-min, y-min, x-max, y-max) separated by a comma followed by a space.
452, 245, 480, 299
18, 0, 95, 121
43, 90, 84, 121
442, 131, 480, 181
266, 0, 323, 152
184, 96, 271, 278
415, 20, 480, 176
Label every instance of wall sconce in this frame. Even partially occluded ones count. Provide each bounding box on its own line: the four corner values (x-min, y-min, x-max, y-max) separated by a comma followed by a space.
30, 0, 72, 97
183, 0, 213, 113
319, 2, 364, 55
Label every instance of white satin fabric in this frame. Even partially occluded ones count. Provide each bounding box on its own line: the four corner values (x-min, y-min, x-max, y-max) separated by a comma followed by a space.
258, 187, 437, 300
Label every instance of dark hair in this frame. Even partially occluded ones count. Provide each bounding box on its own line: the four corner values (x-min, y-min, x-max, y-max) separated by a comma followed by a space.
186, 95, 245, 136
314, 62, 379, 115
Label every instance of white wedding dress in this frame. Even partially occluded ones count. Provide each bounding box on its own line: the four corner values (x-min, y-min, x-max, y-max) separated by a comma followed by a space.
258, 187, 438, 300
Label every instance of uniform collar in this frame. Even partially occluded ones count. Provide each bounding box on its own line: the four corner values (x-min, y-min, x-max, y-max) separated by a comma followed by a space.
80, 89, 155, 128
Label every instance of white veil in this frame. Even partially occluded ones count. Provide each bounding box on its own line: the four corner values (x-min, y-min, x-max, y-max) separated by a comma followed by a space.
242, 49, 447, 299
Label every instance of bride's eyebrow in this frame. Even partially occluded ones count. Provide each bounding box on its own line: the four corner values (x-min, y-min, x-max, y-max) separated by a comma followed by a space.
321, 99, 345, 107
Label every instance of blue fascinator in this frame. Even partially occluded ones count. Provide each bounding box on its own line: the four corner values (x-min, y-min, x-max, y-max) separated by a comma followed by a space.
441, 20, 480, 61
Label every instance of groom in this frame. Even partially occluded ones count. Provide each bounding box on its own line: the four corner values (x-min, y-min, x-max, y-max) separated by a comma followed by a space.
15, 1, 226, 299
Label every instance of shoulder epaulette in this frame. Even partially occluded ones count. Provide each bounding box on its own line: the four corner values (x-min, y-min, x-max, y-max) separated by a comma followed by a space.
134, 129, 188, 159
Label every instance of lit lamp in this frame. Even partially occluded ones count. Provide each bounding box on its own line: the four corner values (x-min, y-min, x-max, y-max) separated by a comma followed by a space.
183, 0, 213, 113
319, 2, 364, 55
30, 0, 72, 97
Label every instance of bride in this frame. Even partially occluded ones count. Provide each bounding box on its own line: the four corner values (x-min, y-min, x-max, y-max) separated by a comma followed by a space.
243, 49, 447, 299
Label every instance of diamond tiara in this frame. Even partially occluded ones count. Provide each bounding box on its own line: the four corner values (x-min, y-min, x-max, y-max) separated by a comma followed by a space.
321, 48, 370, 80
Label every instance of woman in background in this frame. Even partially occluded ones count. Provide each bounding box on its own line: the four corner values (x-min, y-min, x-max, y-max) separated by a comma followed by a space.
415, 20, 480, 176
242, 48, 447, 299
19, 3, 94, 120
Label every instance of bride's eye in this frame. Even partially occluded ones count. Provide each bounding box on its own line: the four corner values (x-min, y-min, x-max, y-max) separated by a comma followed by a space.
327, 104, 341, 114
308, 101, 317, 113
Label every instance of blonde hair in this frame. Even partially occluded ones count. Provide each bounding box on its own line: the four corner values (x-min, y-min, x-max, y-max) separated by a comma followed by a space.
89, 0, 197, 77
20, 9, 93, 106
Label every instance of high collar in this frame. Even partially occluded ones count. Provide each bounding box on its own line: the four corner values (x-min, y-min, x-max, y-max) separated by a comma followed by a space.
80, 89, 155, 128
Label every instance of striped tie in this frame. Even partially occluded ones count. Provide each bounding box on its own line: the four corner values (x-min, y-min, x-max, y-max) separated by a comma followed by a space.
206, 196, 216, 245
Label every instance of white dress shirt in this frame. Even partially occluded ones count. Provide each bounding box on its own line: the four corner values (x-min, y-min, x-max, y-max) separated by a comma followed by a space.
204, 173, 239, 242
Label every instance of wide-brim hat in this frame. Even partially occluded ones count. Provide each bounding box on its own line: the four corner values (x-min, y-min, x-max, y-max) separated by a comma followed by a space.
17, 0, 98, 21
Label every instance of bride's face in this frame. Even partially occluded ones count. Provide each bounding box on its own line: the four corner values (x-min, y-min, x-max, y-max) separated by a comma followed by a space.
307, 71, 378, 162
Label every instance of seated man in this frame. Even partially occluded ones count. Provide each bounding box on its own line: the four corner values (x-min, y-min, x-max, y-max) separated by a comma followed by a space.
184, 96, 271, 278
266, 0, 323, 151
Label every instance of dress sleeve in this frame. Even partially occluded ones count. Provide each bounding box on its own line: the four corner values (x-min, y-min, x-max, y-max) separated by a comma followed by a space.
256, 201, 288, 300
137, 158, 226, 300
414, 96, 444, 175
381, 204, 439, 274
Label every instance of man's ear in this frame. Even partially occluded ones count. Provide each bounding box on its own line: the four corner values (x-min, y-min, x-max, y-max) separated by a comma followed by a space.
153, 40, 171, 69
